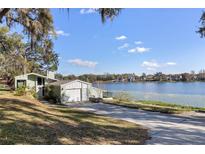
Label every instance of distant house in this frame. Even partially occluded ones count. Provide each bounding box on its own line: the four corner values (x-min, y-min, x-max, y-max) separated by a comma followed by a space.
14, 72, 57, 98
146, 75, 154, 81
128, 74, 136, 82
47, 80, 103, 103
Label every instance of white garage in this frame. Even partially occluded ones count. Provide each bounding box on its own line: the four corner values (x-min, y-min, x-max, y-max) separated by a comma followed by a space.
65, 89, 81, 102
46, 79, 103, 103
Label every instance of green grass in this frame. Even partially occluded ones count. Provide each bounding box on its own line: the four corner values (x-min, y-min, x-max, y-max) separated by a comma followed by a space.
0, 93, 148, 145
139, 100, 205, 112
103, 99, 205, 114
0, 84, 11, 93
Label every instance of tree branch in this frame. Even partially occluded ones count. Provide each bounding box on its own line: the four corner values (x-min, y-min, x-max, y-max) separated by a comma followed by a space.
0, 8, 10, 22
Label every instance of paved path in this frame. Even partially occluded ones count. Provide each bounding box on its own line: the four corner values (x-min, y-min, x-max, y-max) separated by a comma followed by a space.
66, 102, 205, 145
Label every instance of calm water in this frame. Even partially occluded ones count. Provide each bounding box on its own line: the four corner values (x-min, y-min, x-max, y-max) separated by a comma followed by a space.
95, 82, 205, 108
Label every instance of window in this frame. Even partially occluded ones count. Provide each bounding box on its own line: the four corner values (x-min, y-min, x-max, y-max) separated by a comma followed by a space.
17, 80, 26, 88
37, 77, 42, 85
37, 77, 45, 85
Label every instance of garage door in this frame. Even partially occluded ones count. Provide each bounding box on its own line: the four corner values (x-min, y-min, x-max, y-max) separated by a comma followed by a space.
65, 89, 81, 102
82, 88, 88, 101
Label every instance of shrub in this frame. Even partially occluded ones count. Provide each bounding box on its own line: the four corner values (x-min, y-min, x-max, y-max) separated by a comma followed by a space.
14, 85, 26, 96
44, 85, 61, 103
29, 87, 38, 98
113, 91, 133, 101
103, 91, 113, 98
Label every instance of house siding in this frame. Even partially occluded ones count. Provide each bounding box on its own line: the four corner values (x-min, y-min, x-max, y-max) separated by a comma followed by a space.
27, 75, 36, 89
59, 80, 92, 103
59, 80, 103, 103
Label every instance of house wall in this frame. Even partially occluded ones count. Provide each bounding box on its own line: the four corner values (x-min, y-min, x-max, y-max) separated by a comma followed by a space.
15, 75, 28, 89
15, 74, 47, 94
61, 81, 90, 90
61, 80, 91, 103
15, 74, 37, 89
15, 73, 57, 99
44, 80, 103, 103
27, 75, 36, 89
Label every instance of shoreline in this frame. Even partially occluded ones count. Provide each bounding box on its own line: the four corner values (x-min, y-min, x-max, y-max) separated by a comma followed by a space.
93, 80, 205, 84
102, 99, 205, 114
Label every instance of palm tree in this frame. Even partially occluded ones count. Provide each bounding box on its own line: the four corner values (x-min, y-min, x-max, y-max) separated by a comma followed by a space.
97, 8, 122, 23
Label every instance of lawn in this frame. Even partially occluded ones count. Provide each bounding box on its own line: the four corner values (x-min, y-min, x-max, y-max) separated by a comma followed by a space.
0, 93, 148, 145
103, 99, 205, 114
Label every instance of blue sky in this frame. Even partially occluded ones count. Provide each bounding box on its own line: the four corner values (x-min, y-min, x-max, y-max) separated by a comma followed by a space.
51, 8, 205, 75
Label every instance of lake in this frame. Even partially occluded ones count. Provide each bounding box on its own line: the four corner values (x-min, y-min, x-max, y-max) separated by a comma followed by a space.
94, 82, 205, 108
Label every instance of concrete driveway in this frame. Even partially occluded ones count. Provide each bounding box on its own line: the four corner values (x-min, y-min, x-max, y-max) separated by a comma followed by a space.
66, 102, 205, 145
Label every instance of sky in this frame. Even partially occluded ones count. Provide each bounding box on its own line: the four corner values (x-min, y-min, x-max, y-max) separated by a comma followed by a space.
51, 8, 205, 75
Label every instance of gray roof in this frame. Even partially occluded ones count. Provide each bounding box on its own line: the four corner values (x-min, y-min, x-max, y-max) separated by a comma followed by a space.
48, 79, 91, 86
15, 73, 47, 78
48, 80, 73, 85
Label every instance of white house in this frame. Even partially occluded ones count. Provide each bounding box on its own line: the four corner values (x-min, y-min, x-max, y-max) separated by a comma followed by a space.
14, 72, 57, 98
15, 73, 104, 102
47, 80, 103, 103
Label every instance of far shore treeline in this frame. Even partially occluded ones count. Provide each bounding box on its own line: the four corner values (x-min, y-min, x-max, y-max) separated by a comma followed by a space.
55, 70, 205, 83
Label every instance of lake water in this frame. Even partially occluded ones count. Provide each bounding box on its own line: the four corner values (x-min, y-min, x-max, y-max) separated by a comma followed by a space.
94, 82, 205, 108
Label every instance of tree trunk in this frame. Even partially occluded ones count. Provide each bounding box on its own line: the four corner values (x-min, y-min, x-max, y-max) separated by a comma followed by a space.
23, 52, 27, 74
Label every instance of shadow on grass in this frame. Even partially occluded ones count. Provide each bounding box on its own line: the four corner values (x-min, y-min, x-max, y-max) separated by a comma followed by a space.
0, 98, 148, 145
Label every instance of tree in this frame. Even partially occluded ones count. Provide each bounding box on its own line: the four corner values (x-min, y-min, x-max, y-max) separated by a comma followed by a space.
24, 39, 58, 73
0, 9, 57, 74
197, 11, 205, 37
198, 69, 205, 80
0, 8, 121, 42
190, 70, 195, 75
0, 8, 122, 84
97, 9, 121, 23
0, 8, 55, 49
0, 26, 58, 85
55, 73, 63, 80
0, 27, 26, 85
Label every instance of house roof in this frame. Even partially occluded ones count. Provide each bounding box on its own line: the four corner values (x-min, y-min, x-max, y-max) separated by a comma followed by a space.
48, 80, 73, 85
15, 73, 58, 81
28, 73, 47, 78
48, 79, 91, 86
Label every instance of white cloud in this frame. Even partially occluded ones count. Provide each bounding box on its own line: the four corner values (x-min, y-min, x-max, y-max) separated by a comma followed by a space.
80, 9, 96, 14
135, 41, 143, 45
55, 30, 70, 36
128, 47, 150, 53
166, 62, 177, 66
147, 67, 157, 71
141, 60, 177, 71
142, 61, 160, 68
118, 43, 129, 50
115, 35, 127, 40
68, 59, 98, 68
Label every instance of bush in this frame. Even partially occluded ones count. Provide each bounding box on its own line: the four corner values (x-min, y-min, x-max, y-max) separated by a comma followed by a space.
14, 86, 26, 96
103, 91, 113, 98
113, 91, 133, 101
44, 85, 61, 103
29, 87, 38, 98
0, 84, 11, 91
